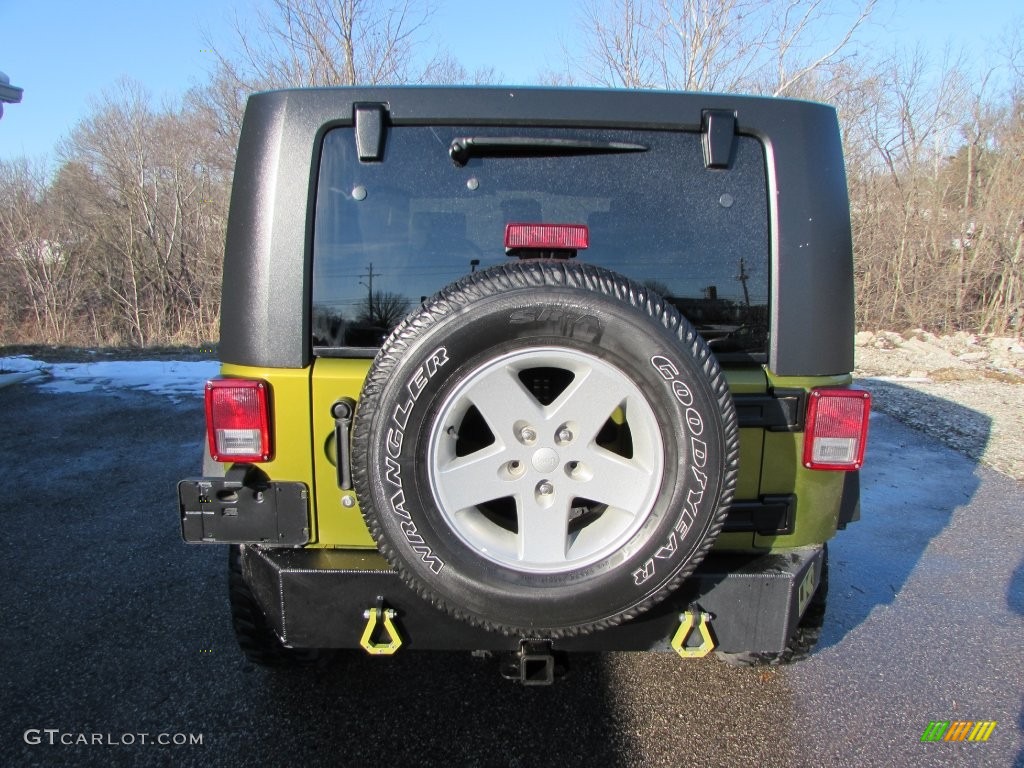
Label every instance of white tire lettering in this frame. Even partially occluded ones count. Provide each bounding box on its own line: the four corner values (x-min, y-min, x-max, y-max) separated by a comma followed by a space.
650, 355, 679, 381
380, 347, 450, 572
633, 559, 655, 585
672, 380, 694, 406
691, 437, 708, 468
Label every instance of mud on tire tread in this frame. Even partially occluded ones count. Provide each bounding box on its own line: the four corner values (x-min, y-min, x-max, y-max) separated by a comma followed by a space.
351, 261, 740, 638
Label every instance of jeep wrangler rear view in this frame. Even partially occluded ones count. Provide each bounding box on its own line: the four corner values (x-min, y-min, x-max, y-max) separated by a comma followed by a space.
178, 87, 870, 683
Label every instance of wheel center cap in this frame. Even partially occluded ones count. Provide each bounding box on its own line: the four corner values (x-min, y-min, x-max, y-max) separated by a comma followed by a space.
531, 447, 559, 473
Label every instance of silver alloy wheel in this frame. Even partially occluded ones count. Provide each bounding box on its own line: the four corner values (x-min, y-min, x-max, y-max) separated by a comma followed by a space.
427, 347, 665, 573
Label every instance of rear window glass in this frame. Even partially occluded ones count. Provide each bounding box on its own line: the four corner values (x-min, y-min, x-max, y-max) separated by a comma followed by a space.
312, 125, 769, 359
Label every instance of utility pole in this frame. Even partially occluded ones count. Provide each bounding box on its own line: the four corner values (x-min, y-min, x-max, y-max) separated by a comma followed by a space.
736, 257, 751, 307
360, 263, 376, 322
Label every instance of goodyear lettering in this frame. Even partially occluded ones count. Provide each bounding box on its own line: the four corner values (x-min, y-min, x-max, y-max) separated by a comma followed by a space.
651, 355, 679, 380
691, 437, 708, 468
382, 348, 450, 571
640, 353, 715, 582
632, 559, 655, 586
685, 407, 704, 436
685, 486, 705, 522
672, 380, 694, 406
655, 532, 678, 559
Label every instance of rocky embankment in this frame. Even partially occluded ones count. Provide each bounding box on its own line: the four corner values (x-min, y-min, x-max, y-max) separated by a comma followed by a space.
854, 331, 1024, 480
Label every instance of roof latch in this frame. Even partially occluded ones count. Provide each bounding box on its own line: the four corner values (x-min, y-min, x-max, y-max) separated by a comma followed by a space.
354, 103, 388, 162
701, 110, 737, 169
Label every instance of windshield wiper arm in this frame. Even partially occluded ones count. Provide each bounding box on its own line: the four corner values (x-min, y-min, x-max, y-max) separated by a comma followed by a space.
449, 136, 648, 166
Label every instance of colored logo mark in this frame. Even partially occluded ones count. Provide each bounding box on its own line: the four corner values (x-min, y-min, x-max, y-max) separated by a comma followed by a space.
921, 721, 997, 742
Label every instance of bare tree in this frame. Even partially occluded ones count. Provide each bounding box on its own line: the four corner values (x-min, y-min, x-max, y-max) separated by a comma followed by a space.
210, 0, 454, 91
357, 290, 412, 328
572, 0, 875, 95
577, 0, 660, 88
58, 79, 226, 346
0, 158, 86, 343
196, 0, 486, 180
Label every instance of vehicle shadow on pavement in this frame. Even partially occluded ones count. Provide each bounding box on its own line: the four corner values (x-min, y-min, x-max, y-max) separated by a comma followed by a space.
817, 380, 990, 651
1011, 556, 1024, 768
230, 648, 799, 767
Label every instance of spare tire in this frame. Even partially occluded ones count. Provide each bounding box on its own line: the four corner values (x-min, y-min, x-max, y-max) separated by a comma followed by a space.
351, 261, 738, 637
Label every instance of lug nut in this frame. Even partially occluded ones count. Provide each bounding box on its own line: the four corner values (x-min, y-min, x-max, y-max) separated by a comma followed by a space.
537, 481, 554, 496
557, 427, 573, 443
520, 427, 537, 443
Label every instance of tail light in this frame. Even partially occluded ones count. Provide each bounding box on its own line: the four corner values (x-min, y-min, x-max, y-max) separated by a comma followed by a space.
803, 388, 871, 471
205, 379, 272, 462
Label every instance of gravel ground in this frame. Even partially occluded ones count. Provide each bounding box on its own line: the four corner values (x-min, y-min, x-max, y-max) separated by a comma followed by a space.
854, 331, 1024, 481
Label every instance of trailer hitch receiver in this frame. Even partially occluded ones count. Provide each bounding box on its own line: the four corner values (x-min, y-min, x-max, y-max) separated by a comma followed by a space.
500, 639, 564, 685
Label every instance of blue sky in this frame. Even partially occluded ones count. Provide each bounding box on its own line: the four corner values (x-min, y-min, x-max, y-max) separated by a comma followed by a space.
0, 0, 1020, 164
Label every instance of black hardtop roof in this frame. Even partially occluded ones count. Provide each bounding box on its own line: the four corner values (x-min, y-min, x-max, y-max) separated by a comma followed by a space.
247, 84, 835, 128
219, 85, 853, 376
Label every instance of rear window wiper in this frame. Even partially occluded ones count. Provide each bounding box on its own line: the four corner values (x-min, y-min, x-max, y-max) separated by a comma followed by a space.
449, 136, 648, 166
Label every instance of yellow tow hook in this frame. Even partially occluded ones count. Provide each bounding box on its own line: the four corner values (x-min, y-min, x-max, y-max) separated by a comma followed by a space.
671, 609, 716, 658
359, 602, 403, 656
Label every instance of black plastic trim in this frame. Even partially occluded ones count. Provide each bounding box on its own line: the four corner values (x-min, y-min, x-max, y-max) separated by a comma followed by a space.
313, 346, 380, 359
733, 388, 806, 431
723, 495, 796, 536
836, 471, 861, 530
219, 86, 854, 375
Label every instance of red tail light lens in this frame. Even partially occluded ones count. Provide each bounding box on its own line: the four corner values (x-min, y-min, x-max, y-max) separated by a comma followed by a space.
205, 379, 272, 462
803, 388, 871, 470
505, 223, 589, 250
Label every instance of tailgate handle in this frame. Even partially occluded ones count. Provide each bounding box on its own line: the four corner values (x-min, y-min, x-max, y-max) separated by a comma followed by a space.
331, 398, 356, 490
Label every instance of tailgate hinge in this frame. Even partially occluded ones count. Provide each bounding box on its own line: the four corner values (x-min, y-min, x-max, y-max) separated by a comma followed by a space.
354, 103, 389, 162
702, 109, 737, 169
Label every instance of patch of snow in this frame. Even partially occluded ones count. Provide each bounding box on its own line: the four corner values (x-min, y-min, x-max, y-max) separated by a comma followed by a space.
0, 356, 219, 402
0, 355, 48, 374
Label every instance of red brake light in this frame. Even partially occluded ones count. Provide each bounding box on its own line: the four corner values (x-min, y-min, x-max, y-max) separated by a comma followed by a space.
205, 379, 272, 463
803, 388, 871, 471
505, 223, 589, 251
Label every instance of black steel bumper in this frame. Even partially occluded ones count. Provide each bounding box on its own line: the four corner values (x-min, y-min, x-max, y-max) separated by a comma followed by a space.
238, 544, 824, 654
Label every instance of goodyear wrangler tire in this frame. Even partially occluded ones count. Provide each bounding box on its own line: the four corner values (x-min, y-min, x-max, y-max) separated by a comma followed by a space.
351, 262, 739, 637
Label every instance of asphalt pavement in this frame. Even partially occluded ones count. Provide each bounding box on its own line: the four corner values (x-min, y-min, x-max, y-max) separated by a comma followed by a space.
0, 382, 1020, 767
